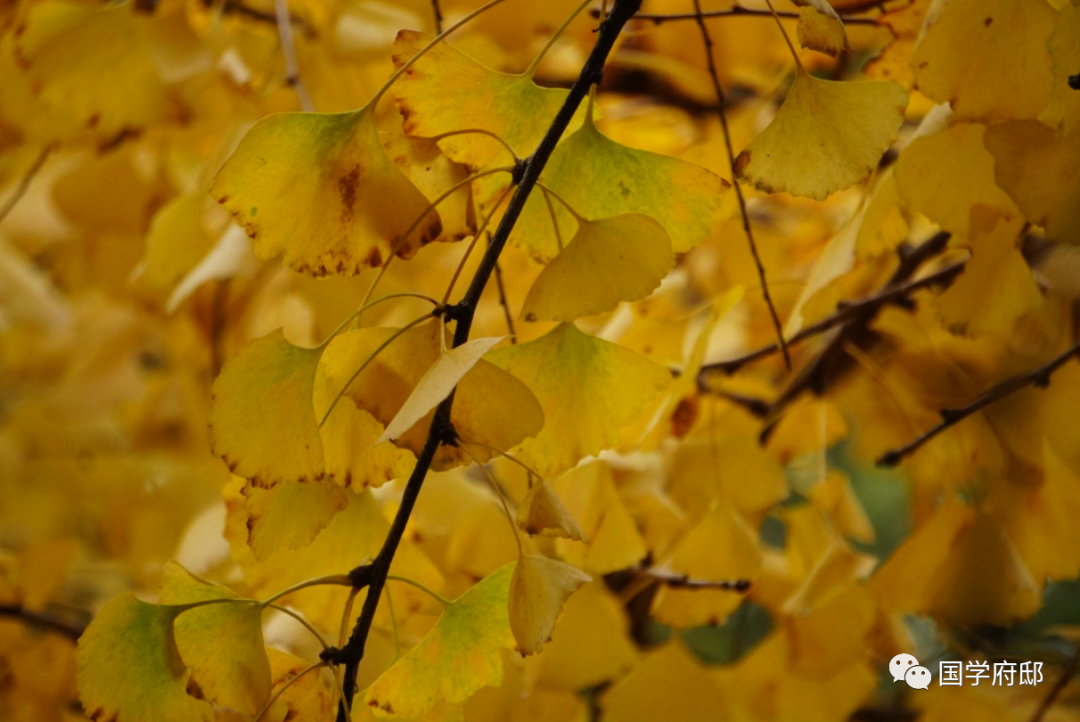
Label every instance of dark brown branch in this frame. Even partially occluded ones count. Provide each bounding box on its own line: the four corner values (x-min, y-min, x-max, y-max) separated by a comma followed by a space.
431, 0, 444, 33
1029, 647, 1080, 722
199, 0, 314, 37
878, 338, 1080, 467
646, 569, 751, 592
332, 3, 644, 717
275, 0, 313, 111
691, 0, 790, 370
591, 5, 881, 25
0, 605, 85, 641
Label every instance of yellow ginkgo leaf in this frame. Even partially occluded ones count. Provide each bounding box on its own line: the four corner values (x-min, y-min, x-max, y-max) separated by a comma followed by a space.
133, 192, 224, 300
511, 116, 728, 261
383, 133, 477, 243
794, 0, 848, 57
936, 220, 1042, 336
4, 1, 175, 142
210, 107, 440, 277
159, 562, 271, 716
209, 330, 323, 486
379, 335, 506, 444
76, 594, 213, 722
487, 323, 672, 477
509, 554, 590, 656
240, 477, 348, 561
326, 321, 542, 470
516, 478, 586, 541
985, 119, 1080, 246
895, 122, 1023, 238
733, 70, 908, 200
1040, 5, 1080, 133
601, 641, 729, 722
265, 649, 333, 722
521, 214, 674, 323
364, 563, 516, 719
911, 0, 1057, 123
391, 30, 579, 173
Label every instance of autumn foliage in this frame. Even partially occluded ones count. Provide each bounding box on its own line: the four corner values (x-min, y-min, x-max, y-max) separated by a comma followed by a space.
1, 1, 1080, 721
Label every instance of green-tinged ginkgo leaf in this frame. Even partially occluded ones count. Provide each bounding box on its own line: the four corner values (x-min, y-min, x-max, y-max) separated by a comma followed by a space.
733, 70, 908, 200
225, 485, 442, 632
159, 561, 270, 715
2, 1, 175, 142
985, 120, 1080, 246
512, 115, 728, 261
211, 107, 440, 277
487, 323, 671, 478
265, 649, 334, 722
324, 321, 542, 470
364, 563, 516, 719
379, 336, 506, 443
240, 477, 348, 561
516, 479, 586, 541
521, 214, 674, 323
509, 555, 590, 656
911, 0, 1056, 123
794, 0, 848, 57
76, 594, 213, 722
895, 122, 1023, 238
391, 30, 579, 173
209, 330, 323, 486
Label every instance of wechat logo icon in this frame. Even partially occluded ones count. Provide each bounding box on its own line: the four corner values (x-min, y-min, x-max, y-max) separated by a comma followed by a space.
890, 653, 932, 690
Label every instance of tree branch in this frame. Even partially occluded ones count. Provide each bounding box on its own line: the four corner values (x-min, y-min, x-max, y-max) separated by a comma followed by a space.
645, 569, 751, 592
331, 2, 644, 716
431, 0, 444, 33
691, 0, 790, 370
274, 0, 313, 111
877, 338, 1080, 467
1029, 647, 1080, 722
0, 604, 85, 641
591, 4, 881, 25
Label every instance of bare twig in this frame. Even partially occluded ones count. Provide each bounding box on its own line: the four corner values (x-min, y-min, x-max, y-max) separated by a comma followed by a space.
0, 146, 51, 228
201, 0, 314, 37
878, 339, 1080, 467
274, 0, 313, 110
431, 0, 444, 32
591, 4, 881, 25
691, 0, 790, 370
646, 569, 751, 592
0, 604, 85, 641
1029, 647, 1080, 722
329, 3, 644, 717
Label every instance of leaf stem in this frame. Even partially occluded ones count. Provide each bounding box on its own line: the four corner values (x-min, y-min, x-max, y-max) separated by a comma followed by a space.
460, 438, 542, 484
763, 0, 804, 72
525, 0, 593, 76
254, 660, 326, 722
386, 575, 452, 606
442, 184, 514, 304
536, 180, 586, 224
260, 574, 353, 607
431, 128, 520, 164
459, 443, 524, 554
318, 293, 439, 350
691, 0, 790, 370
593, 5, 880, 26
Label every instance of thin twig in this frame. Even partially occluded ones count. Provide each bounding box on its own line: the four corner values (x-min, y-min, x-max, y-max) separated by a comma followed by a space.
274, 0, 314, 111
878, 339, 1080, 467
329, 4, 644, 718
645, 569, 751, 592
431, 0, 443, 32
592, 5, 880, 25
1029, 648, 1080, 722
489, 233, 517, 342
0, 604, 85, 640
201, 0, 314, 36
691, 0, 790, 370
0, 146, 51, 228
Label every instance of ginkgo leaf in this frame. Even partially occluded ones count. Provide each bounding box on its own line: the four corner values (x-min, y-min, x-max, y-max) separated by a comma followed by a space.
364, 563, 516, 719
911, 0, 1057, 123
894, 122, 1023, 238
209, 330, 323, 486
985, 120, 1080, 246
3, 1, 175, 141
391, 31, 580, 173
511, 115, 728, 262
240, 477, 348, 561
510, 555, 590, 656
265, 649, 333, 722
159, 561, 270, 715
1040, 5, 1080, 133
325, 321, 542, 470
487, 323, 671, 478
383, 133, 477, 243
379, 336, 506, 444
521, 214, 674, 323
133, 192, 224, 299
210, 107, 440, 277
733, 70, 908, 200
516, 479, 586, 541
601, 641, 729, 722
865, 0, 931, 87
793, 0, 848, 57
76, 594, 213, 722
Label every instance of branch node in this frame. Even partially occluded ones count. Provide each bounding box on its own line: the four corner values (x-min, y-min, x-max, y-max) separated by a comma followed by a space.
319, 646, 344, 664
511, 157, 528, 185
348, 564, 374, 589
1070, 73, 1080, 90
